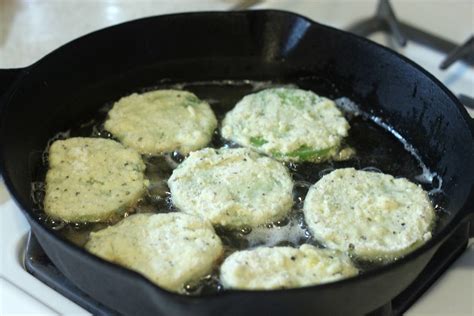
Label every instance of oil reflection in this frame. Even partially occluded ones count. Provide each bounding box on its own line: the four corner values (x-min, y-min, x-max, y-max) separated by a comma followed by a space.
282, 18, 311, 56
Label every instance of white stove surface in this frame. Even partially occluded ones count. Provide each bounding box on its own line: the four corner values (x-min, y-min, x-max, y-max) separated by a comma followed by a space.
1, 1, 473, 315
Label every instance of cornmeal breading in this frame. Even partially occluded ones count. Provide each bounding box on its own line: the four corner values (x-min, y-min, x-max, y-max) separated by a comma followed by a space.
221, 88, 349, 162
303, 168, 435, 260
220, 245, 358, 290
168, 148, 294, 227
44, 137, 147, 222
105, 90, 217, 154
85, 213, 223, 293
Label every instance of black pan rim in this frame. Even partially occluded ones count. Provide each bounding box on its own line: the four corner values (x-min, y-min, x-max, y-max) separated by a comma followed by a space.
0, 9, 473, 300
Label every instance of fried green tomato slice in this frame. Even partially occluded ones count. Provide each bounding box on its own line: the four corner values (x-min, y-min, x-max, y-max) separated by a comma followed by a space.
221, 88, 350, 162
105, 90, 217, 154
303, 168, 435, 260
44, 137, 147, 222
220, 245, 358, 290
85, 213, 223, 293
168, 148, 294, 228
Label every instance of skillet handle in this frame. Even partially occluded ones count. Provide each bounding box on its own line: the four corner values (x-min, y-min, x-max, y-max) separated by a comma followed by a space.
0, 68, 23, 99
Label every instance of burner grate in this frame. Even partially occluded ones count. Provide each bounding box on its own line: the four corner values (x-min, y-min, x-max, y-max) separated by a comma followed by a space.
347, 0, 474, 70
347, 0, 474, 111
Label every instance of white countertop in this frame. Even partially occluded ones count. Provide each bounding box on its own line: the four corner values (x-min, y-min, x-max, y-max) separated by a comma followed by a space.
1, 1, 473, 315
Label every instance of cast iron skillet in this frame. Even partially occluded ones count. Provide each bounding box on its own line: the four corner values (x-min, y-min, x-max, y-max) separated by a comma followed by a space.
0, 10, 473, 316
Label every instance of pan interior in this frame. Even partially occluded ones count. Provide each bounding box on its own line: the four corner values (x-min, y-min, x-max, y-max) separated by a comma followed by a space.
29, 78, 447, 295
